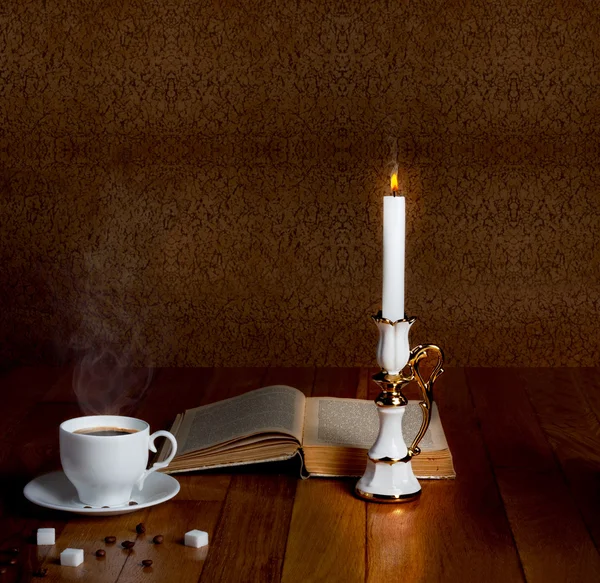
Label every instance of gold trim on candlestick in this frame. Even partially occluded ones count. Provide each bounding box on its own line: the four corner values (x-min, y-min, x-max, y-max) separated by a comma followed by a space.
372, 311, 416, 327
368, 454, 413, 464
406, 343, 444, 458
372, 371, 411, 406
355, 488, 421, 503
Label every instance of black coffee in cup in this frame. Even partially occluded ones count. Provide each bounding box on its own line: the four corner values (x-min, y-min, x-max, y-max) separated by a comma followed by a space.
73, 427, 139, 437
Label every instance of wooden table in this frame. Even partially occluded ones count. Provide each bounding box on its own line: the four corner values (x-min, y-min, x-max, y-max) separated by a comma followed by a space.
0, 367, 599, 582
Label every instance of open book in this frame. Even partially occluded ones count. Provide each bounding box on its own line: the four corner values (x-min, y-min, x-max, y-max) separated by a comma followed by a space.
158, 385, 455, 478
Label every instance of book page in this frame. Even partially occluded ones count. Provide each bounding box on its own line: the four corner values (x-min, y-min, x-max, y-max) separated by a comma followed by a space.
303, 397, 448, 452
176, 385, 306, 455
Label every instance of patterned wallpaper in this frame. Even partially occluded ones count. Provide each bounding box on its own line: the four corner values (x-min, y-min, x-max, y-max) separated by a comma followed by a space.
1, 0, 599, 367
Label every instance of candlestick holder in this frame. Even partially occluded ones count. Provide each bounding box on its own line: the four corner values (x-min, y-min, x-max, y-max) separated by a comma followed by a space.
355, 313, 444, 503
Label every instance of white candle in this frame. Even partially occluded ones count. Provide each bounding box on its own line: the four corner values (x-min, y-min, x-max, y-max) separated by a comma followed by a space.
382, 173, 405, 321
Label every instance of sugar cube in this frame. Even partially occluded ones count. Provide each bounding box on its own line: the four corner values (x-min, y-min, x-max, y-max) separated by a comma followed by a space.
184, 529, 209, 548
60, 548, 84, 567
36, 528, 55, 545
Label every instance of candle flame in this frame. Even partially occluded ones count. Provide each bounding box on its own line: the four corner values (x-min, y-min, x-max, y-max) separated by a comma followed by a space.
390, 173, 399, 192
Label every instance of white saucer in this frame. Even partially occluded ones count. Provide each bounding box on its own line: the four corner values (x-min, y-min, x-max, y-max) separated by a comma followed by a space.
24, 471, 180, 516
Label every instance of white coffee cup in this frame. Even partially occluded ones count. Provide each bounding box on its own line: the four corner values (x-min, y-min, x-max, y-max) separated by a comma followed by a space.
59, 415, 178, 508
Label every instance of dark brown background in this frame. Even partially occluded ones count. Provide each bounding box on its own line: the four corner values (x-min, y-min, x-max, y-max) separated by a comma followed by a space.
1, 0, 599, 368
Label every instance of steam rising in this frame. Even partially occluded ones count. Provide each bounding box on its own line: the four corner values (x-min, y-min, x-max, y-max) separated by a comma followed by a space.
73, 349, 153, 416
69, 248, 155, 416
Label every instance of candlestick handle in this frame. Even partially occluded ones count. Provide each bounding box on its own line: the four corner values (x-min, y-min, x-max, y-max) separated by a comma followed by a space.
406, 344, 444, 458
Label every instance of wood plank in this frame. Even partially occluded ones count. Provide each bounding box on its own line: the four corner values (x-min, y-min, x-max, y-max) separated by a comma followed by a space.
367, 369, 524, 583
520, 368, 600, 549
40, 365, 78, 403
116, 500, 222, 583
187, 368, 307, 583
468, 368, 600, 582
199, 474, 296, 583
0, 367, 64, 442
466, 368, 556, 470
0, 515, 65, 582
281, 480, 365, 583
312, 368, 360, 398
282, 366, 432, 583
355, 367, 373, 400
6, 365, 600, 582
262, 368, 315, 397
572, 368, 600, 426
175, 474, 231, 503
163, 366, 296, 583
39, 508, 152, 582
0, 441, 68, 579
0, 484, 67, 581
281, 368, 365, 583
4, 402, 82, 480
496, 468, 600, 582
0, 398, 93, 579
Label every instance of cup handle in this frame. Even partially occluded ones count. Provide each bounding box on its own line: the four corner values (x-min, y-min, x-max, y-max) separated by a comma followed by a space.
406, 344, 444, 458
136, 430, 178, 491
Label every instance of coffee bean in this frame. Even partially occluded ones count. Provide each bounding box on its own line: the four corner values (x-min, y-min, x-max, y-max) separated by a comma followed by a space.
122, 541, 135, 549
136, 523, 146, 534
128, 501, 138, 506
8, 559, 17, 566
33, 568, 48, 577
141, 560, 153, 567
95, 549, 106, 558
8, 549, 18, 555
0, 568, 6, 574
105, 536, 116, 544
152, 535, 163, 544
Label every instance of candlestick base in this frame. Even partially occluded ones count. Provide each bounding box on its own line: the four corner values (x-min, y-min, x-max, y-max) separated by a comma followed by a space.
355, 407, 421, 502
355, 318, 444, 504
